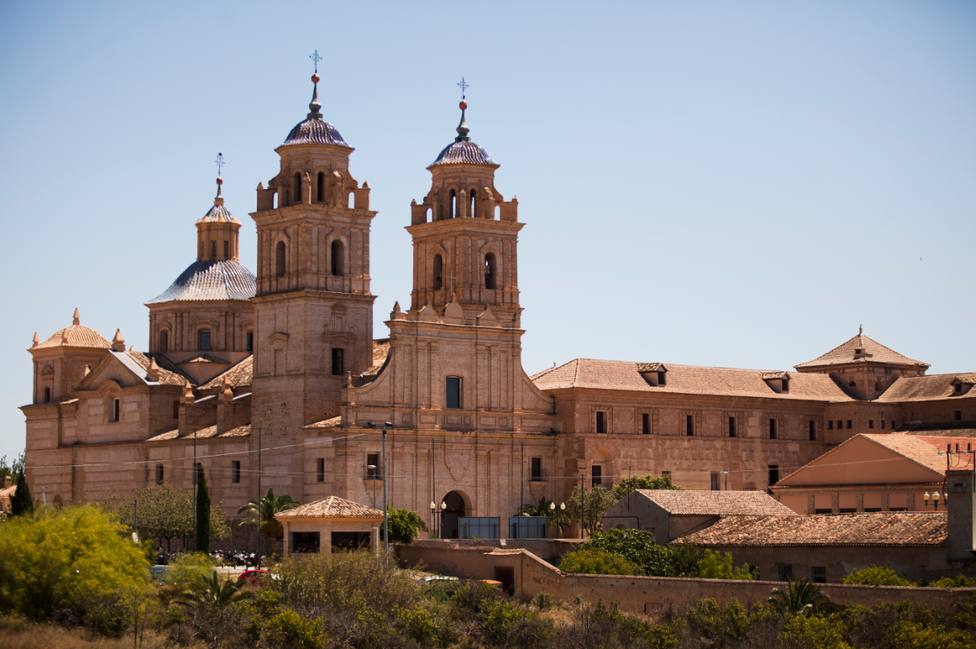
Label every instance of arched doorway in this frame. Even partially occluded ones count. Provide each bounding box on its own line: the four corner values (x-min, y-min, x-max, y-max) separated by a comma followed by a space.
441, 491, 465, 539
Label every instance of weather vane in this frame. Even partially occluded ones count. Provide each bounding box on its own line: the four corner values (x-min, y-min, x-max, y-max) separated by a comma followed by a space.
457, 77, 469, 99
309, 49, 323, 74
214, 152, 225, 176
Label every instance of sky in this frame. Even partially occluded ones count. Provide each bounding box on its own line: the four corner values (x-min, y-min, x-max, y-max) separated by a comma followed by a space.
0, 1, 973, 461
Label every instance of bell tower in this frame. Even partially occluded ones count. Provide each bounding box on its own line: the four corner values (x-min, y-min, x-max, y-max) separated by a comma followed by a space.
251, 58, 376, 429
408, 89, 522, 323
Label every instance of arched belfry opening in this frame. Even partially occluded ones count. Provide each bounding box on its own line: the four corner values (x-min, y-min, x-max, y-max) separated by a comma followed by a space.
449, 189, 457, 218
469, 189, 477, 217
484, 253, 497, 289
433, 254, 443, 290
316, 172, 326, 203
331, 240, 345, 276
275, 241, 287, 277
292, 173, 302, 205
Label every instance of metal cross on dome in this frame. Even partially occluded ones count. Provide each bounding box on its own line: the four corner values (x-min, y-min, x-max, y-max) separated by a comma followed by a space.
214, 152, 225, 176
309, 49, 323, 74
457, 77, 469, 99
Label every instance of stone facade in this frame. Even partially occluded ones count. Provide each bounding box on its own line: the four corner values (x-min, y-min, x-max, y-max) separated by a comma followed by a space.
20, 71, 976, 538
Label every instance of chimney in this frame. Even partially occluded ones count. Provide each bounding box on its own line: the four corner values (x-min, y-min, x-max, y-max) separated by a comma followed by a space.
946, 469, 976, 561
216, 377, 234, 433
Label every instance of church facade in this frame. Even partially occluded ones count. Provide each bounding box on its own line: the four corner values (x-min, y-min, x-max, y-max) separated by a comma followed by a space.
21, 71, 975, 538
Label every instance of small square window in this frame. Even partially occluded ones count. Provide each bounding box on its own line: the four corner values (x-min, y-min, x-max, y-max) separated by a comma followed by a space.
846, 420, 853, 429
827, 420, 834, 430
446, 376, 462, 409
955, 410, 963, 422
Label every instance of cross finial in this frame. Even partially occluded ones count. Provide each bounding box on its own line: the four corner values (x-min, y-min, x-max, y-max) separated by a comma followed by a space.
858, 323, 863, 336
309, 49, 323, 74
214, 152, 225, 198
457, 77, 469, 99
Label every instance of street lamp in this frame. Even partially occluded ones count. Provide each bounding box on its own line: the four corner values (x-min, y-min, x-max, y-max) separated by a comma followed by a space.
429, 501, 437, 538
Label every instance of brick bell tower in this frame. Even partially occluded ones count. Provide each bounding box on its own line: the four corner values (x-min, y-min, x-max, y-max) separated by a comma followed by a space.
251, 59, 376, 436
408, 87, 523, 323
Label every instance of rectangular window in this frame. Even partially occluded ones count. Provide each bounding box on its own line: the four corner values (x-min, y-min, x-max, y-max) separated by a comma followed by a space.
710, 472, 720, 491
155, 463, 164, 485
768, 464, 780, 486
331, 348, 345, 376
446, 376, 462, 409
808, 420, 817, 441
955, 410, 963, 421
777, 564, 794, 581
591, 464, 602, 487
814, 508, 833, 514
223, 240, 229, 258
530, 457, 543, 482
811, 566, 827, 583
198, 329, 212, 351
641, 412, 651, 435
110, 398, 120, 423
881, 420, 886, 430
836, 420, 842, 429
246, 331, 254, 353
768, 418, 777, 440
827, 420, 833, 430
316, 458, 325, 482
596, 411, 607, 434
232, 460, 241, 484
686, 415, 694, 436
868, 419, 874, 429
846, 420, 853, 429
172, 400, 179, 419
728, 416, 737, 438
366, 453, 380, 480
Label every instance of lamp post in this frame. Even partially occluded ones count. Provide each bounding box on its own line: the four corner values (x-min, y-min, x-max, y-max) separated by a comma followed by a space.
382, 421, 391, 554
429, 501, 437, 538
367, 465, 377, 507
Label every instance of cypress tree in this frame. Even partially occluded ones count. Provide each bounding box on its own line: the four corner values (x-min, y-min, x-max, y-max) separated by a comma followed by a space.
195, 465, 210, 553
10, 471, 34, 517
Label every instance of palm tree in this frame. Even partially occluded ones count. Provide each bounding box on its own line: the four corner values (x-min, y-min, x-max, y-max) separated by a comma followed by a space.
238, 488, 299, 545
767, 579, 830, 616
183, 571, 249, 609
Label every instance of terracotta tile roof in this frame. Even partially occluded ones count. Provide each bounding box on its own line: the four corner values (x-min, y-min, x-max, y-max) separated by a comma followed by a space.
532, 358, 852, 401
146, 424, 251, 442
355, 339, 391, 385
633, 490, 798, 516
201, 356, 253, 390
275, 495, 382, 520
124, 351, 191, 386
877, 373, 976, 402
36, 323, 111, 350
675, 512, 946, 547
147, 259, 256, 303
795, 332, 928, 369
306, 415, 342, 429
856, 433, 974, 474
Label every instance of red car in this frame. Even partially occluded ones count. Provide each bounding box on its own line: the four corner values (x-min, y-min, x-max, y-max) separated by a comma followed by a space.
236, 569, 270, 585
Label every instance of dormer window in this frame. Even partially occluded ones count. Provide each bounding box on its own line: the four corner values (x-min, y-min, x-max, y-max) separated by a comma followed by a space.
763, 372, 790, 394
638, 363, 667, 387
952, 378, 974, 396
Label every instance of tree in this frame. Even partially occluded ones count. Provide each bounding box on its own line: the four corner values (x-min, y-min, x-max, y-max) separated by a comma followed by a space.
519, 498, 571, 536
584, 528, 666, 575
842, 565, 914, 586
238, 488, 299, 543
567, 485, 618, 535
559, 548, 639, 575
768, 580, 831, 617
384, 507, 427, 543
0, 505, 151, 634
779, 614, 852, 649
182, 571, 249, 609
194, 465, 210, 553
695, 549, 756, 580
611, 474, 677, 500
108, 487, 229, 552
0, 452, 24, 482
10, 470, 34, 517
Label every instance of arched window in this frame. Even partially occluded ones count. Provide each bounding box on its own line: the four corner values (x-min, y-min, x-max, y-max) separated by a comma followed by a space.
433, 254, 443, 290
484, 253, 497, 289
292, 173, 302, 205
43, 387, 51, 403
159, 330, 169, 353
210, 240, 217, 259
317, 172, 326, 203
469, 189, 477, 217
275, 241, 287, 277
331, 240, 345, 276
450, 189, 457, 218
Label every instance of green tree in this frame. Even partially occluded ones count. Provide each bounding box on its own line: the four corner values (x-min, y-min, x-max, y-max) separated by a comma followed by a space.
584, 528, 666, 575
238, 488, 299, 544
611, 474, 678, 500
842, 565, 915, 586
559, 547, 639, 575
520, 498, 572, 536
10, 470, 34, 517
568, 485, 618, 535
108, 487, 228, 551
0, 452, 24, 482
194, 465, 210, 553
930, 574, 976, 588
384, 507, 427, 543
695, 549, 756, 580
182, 571, 249, 609
779, 614, 852, 649
163, 552, 217, 596
0, 505, 151, 634
768, 580, 831, 617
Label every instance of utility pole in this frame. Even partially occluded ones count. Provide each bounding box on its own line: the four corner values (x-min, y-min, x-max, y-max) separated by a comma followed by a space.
382, 421, 391, 555
192, 429, 198, 551
578, 473, 584, 540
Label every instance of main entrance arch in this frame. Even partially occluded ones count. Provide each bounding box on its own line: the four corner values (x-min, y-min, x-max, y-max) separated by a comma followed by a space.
440, 490, 466, 539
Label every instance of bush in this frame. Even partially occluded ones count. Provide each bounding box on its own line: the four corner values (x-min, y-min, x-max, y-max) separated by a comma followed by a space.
0, 505, 151, 635
560, 548, 639, 575
564, 602, 677, 649
779, 614, 851, 649
612, 475, 678, 500
481, 598, 554, 649
385, 507, 428, 543
842, 566, 915, 587
695, 549, 756, 581
930, 575, 976, 588
681, 597, 753, 646
255, 608, 327, 649
584, 528, 667, 575
162, 553, 217, 596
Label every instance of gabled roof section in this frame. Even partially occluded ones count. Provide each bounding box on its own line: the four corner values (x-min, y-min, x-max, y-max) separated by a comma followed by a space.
532, 358, 852, 401
275, 495, 382, 520
634, 490, 797, 516
674, 512, 946, 547
877, 373, 976, 402
201, 356, 253, 390
795, 330, 928, 370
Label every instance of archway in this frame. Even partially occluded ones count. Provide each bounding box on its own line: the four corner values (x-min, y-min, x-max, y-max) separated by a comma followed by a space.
440, 490, 465, 539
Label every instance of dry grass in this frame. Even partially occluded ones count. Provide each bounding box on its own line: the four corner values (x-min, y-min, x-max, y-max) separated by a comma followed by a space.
0, 615, 191, 649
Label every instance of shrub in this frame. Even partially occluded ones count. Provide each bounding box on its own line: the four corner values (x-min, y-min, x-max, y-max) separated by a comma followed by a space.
612, 474, 678, 500
584, 528, 667, 575
695, 549, 756, 580
681, 597, 753, 646
255, 608, 327, 649
779, 614, 851, 649
564, 602, 676, 649
396, 605, 441, 644
559, 548, 639, 575
482, 598, 554, 649
930, 575, 976, 588
162, 552, 217, 595
0, 505, 151, 635
385, 507, 428, 543
842, 566, 915, 587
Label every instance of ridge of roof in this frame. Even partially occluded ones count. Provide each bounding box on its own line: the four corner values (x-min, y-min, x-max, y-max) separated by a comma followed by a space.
795, 332, 928, 369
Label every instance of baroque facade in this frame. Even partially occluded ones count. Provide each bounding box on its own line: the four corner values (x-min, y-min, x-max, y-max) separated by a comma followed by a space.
21, 71, 976, 538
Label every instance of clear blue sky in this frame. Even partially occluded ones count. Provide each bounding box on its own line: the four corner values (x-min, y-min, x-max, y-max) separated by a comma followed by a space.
1, 1, 973, 461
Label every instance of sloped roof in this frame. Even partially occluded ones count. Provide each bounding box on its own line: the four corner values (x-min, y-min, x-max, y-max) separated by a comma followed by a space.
196, 197, 238, 224
795, 331, 928, 370
36, 320, 111, 350
275, 495, 382, 520
675, 512, 946, 547
147, 259, 256, 303
634, 490, 797, 516
123, 351, 191, 386
201, 356, 253, 390
306, 415, 342, 429
146, 424, 251, 442
431, 139, 495, 166
532, 359, 852, 401
877, 373, 976, 402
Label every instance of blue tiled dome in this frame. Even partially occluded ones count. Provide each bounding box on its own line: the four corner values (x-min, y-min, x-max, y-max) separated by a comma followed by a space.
148, 260, 256, 303
431, 140, 495, 166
